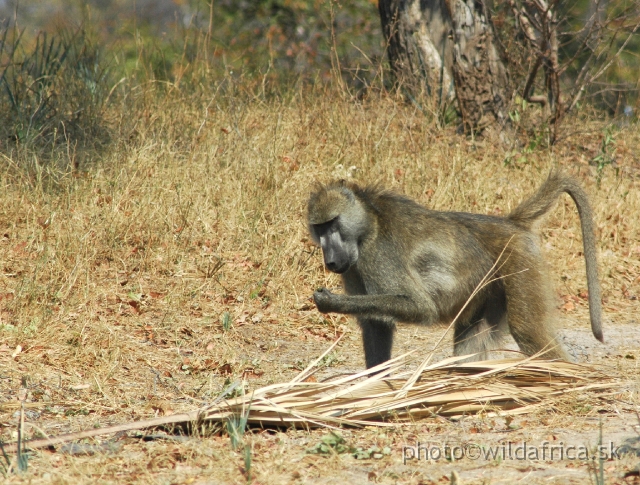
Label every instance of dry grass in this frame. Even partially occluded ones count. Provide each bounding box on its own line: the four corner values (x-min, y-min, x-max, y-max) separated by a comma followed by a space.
1, 84, 639, 484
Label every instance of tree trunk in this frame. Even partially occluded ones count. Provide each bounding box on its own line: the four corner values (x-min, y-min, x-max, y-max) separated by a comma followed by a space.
444, 0, 510, 132
378, 0, 511, 133
377, 0, 454, 101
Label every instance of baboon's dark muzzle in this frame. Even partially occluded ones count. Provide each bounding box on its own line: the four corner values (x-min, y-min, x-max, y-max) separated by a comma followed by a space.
323, 250, 350, 274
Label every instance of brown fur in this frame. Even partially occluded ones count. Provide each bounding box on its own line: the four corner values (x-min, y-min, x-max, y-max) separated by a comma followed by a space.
307, 173, 603, 368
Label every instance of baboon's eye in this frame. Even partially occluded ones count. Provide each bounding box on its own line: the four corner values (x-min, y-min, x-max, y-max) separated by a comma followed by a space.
312, 217, 338, 233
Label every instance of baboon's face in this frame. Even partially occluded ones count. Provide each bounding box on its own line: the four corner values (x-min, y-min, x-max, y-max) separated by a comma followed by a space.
310, 217, 358, 274
308, 184, 369, 274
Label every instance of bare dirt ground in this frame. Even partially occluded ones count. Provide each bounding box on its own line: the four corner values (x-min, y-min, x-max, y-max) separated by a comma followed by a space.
1, 92, 639, 484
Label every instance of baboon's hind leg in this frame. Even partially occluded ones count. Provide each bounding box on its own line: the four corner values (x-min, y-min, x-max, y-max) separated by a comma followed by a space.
453, 295, 507, 361
505, 271, 570, 360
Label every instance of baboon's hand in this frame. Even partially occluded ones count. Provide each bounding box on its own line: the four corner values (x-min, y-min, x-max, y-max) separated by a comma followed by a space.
313, 288, 335, 313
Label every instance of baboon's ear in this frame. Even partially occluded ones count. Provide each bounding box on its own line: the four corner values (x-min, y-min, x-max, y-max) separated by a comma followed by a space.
309, 180, 325, 193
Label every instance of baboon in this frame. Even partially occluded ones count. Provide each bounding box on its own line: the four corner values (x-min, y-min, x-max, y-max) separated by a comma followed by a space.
307, 173, 603, 368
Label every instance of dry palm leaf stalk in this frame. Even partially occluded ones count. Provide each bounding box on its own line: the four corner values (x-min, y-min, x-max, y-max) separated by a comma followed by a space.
1, 342, 622, 452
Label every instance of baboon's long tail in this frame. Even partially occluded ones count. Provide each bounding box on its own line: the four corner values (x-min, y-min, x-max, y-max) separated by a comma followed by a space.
508, 172, 604, 343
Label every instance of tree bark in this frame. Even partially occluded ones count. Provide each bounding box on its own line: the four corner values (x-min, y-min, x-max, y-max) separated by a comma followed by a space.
444, 0, 510, 132
378, 0, 454, 101
378, 0, 511, 133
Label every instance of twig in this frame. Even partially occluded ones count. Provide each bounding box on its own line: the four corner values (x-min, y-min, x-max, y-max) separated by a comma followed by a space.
1, 411, 200, 454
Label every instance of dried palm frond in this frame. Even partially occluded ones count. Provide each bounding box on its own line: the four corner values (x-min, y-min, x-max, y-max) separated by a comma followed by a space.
3, 350, 622, 453
198, 352, 618, 428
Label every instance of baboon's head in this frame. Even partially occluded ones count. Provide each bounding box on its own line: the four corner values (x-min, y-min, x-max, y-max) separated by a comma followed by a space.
307, 181, 369, 274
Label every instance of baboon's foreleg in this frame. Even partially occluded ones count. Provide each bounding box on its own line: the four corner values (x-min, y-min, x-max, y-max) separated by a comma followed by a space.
313, 288, 435, 324
358, 317, 396, 369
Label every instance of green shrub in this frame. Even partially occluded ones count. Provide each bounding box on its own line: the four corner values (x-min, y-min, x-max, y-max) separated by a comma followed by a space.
0, 26, 112, 164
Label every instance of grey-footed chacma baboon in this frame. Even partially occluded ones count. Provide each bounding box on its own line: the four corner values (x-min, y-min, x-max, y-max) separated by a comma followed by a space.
307, 173, 602, 368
